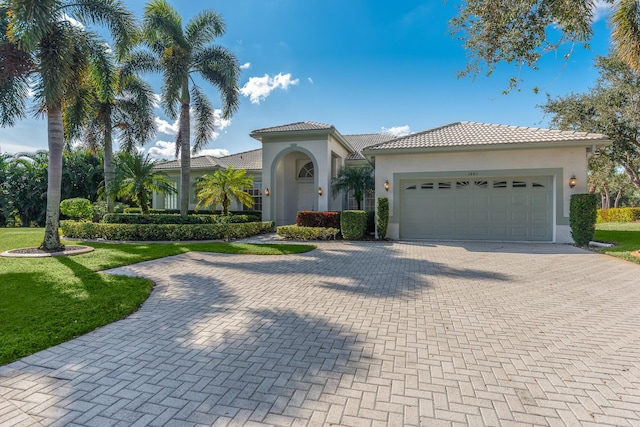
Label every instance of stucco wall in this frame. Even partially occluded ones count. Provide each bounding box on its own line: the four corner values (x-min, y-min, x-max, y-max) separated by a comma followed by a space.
373, 146, 589, 243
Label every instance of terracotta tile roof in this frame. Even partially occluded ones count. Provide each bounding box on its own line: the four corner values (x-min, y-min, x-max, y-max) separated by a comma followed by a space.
343, 133, 397, 160
217, 148, 262, 170
364, 122, 610, 151
154, 155, 223, 170
154, 148, 262, 171
251, 121, 335, 134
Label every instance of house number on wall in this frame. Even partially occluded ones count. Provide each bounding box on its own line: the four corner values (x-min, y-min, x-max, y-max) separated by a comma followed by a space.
467, 171, 478, 176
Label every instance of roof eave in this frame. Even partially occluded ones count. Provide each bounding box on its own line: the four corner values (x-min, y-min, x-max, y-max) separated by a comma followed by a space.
362, 139, 613, 158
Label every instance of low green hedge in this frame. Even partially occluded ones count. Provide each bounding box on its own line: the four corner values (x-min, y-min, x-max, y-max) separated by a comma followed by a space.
61, 221, 274, 241
276, 225, 339, 240
597, 207, 640, 223
123, 207, 262, 217
340, 210, 368, 239
103, 213, 260, 224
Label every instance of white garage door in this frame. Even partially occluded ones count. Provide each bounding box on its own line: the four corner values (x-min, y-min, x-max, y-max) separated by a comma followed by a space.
400, 177, 553, 241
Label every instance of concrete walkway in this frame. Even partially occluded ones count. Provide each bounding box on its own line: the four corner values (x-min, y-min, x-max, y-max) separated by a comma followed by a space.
1, 241, 639, 426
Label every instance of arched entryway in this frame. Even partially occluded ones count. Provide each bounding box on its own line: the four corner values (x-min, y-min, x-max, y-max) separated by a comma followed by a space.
270, 148, 319, 225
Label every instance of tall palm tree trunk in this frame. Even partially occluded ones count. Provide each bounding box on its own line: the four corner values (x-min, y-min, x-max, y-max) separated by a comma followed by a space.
103, 117, 115, 213
179, 101, 190, 216
41, 105, 65, 250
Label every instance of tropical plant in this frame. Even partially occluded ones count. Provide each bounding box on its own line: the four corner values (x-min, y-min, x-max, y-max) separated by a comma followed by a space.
330, 165, 375, 210
0, 0, 136, 249
128, 0, 240, 216
60, 198, 93, 221
451, 0, 640, 90
541, 54, 640, 194
110, 152, 175, 215
195, 167, 254, 216
1, 151, 48, 227
61, 149, 104, 202
65, 56, 156, 213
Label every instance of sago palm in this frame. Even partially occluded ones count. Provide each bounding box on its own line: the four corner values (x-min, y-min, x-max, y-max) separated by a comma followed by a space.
195, 167, 254, 215
110, 151, 175, 215
65, 56, 156, 213
134, 0, 240, 215
331, 165, 374, 210
0, 0, 136, 249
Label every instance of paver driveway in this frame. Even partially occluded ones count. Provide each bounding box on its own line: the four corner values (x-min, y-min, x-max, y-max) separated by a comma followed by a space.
1, 241, 639, 426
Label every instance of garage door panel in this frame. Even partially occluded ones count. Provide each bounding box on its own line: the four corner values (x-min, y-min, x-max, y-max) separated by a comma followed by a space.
400, 176, 553, 241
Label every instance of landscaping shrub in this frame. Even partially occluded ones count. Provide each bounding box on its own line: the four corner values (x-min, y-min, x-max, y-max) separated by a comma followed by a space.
376, 197, 389, 239
61, 221, 274, 241
296, 211, 341, 228
340, 210, 367, 239
276, 225, 339, 240
102, 213, 260, 225
597, 207, 640, 223
59, 198, 93, 221
570, 194, 598, 246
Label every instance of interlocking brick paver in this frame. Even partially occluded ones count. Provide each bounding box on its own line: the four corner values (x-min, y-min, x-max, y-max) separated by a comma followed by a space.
1, 240, 640, 426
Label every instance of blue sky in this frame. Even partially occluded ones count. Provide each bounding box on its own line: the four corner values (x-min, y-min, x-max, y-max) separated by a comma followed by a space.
0, 0, 615, 158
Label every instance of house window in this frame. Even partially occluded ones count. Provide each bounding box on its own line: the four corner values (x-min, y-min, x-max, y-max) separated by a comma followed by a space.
513, 181, 527, 188
244, 182, 262, 212
165, 181, 178, 210
421, 183, 434, 189
298, 162, 314, 179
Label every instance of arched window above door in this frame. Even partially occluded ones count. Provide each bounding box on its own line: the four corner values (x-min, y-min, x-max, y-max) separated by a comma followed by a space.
298, 161, 314, 178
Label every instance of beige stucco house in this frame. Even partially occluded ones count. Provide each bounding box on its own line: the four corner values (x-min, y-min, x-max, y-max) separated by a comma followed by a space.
155, 121, 611, 243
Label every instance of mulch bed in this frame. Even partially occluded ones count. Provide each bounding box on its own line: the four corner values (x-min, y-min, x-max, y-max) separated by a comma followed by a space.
1, 246, 94, 258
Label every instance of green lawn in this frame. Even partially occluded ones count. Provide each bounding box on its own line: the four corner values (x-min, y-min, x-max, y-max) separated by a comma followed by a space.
0, 228, 314, 365
594, 222, 640, 264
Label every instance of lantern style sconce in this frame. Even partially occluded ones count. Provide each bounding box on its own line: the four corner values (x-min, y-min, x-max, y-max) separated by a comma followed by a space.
569, 176, 577, 189
318, 187, 323, 196
384, 180, 390, 191
264, 188, 270, 196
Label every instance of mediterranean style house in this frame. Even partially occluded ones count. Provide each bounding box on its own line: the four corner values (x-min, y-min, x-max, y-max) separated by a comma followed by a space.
154, 121, 611, 243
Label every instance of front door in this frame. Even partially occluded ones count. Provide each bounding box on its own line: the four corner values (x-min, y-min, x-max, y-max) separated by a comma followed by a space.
297, 182, 315, 212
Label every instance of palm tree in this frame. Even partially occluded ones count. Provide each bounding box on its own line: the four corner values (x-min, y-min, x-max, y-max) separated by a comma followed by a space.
137, 0, 240, 216
110, 152, 175, 215
331, 165, 375, 210
195, 167, 254, 215
0, 0, 136, 249
612, 0, 640, 73
65, 56, 156, 213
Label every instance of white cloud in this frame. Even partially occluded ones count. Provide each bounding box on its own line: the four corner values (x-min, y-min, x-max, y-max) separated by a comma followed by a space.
62, 14, 84, 28
154, 116, 180, 136
307, 77, 314, 84
592, 0, 612, 23
240, 62, 251, 69
381, 125, 411, 137
240, 73, 299, 104
147, 140, 177, 159
151, 93, 162, 108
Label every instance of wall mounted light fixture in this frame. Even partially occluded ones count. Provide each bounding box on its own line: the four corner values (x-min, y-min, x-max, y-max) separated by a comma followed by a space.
264, 188, 270, 196
318, 187, 323, 196
384, 180, 390, 191
569, 176, 577, 189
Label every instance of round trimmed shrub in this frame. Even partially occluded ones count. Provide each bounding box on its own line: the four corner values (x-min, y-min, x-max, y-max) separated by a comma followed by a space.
60, 198, 93, 221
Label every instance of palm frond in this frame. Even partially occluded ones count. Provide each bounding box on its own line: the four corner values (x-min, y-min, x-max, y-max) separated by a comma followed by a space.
611, 0, 640, 73
185, 10, 224, 50
194, 46, 240, 119
143, 0, 186, 49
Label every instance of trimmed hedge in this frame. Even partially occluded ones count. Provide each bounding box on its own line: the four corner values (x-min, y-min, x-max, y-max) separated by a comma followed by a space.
124, 207, 262, 217
296, 211, 341, 228
276, 225, 339, 240
103, 213, 260, 225
597, 207, 640, 223
570, 194, 598, 246
376, 197, 389, 239
61, 221, 274, 241
340, 210, 368, 240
